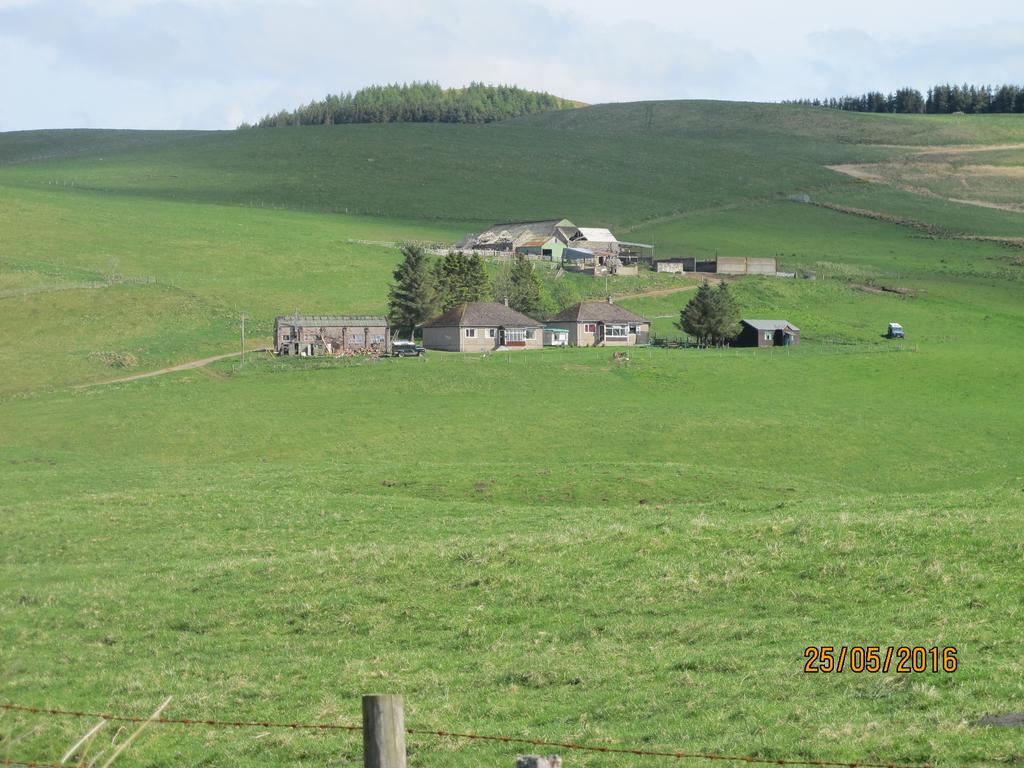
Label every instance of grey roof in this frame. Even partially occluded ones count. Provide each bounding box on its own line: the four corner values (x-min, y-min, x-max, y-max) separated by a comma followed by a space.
563, 247, 594, 260
276, 315, 388, 326
422, 302, 543, 328
741, 319, 800, 331
549, 301, 649, 324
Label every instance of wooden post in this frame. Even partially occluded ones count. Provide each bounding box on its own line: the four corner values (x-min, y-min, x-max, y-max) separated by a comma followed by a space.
362, 694, 406, 768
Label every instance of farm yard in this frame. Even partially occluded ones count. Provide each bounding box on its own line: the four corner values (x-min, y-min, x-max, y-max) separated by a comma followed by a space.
2, 101, 1024, 768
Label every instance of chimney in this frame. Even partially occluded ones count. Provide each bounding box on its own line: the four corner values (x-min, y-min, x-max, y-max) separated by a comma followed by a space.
504, 297, 509, 307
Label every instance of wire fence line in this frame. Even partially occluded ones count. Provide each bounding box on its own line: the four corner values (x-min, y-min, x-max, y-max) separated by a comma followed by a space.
0, 702, 359, 732
1, 701, 935, 768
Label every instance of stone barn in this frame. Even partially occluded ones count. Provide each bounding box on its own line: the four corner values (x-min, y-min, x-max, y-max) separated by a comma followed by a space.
275, 315, 391, 356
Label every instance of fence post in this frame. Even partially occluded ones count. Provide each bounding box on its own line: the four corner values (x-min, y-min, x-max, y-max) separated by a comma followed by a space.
362, 694, 406, 768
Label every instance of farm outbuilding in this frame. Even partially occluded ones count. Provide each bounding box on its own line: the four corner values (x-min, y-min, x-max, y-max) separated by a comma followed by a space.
458, 219, 578, 257
656, 257, 696, 273
275, 315, 391, 356
734, 319, 800, 348
662, 256, 778, 276
515, 235, 566, 261
422, 302, 543, 352
547, 299, 650, 346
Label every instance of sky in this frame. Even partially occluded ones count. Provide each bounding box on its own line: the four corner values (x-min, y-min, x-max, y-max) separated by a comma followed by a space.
2, 0, 1024, 131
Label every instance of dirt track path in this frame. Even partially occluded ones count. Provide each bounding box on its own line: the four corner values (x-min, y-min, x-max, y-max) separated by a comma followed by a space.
75, 348, 269, 389
861, 142, 1024, 155
613, 280, 718, 301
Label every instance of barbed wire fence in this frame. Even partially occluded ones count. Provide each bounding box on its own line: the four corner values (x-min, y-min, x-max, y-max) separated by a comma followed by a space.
0, 699, 937, 768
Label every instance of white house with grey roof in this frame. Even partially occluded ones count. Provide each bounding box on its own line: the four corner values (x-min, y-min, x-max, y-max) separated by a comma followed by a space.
421, 302, 544, 352
546, 299, 650, 346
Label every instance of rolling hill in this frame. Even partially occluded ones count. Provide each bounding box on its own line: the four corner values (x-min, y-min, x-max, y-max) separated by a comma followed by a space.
1, 101, 1023, 768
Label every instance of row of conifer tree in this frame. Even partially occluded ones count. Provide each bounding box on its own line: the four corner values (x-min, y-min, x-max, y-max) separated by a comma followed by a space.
785, 84, 1024, 114
387, 247, 553, 337
244, 82, 575, 128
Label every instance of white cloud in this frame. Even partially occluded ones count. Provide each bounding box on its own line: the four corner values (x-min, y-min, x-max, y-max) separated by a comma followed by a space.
1, 0, 1023, 129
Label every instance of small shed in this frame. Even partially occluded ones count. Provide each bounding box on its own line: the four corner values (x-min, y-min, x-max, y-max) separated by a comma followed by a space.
656, 257, 696, 273
734, 319, 800, 348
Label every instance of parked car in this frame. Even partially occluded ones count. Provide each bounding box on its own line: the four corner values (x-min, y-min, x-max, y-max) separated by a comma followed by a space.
391, 341, 426, 357
887, 322, 905, 339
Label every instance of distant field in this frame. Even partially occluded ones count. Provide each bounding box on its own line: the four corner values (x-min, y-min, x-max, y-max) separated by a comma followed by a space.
1, 103, 1020, 229
2, 102, 1023, 768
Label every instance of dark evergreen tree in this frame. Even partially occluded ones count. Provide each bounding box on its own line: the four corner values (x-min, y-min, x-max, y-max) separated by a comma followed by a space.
432, 251, 491, 312
787, 82, 1023, 114
387, 244, 436, 338
714, 282, 741, 342
506, 254, 542, 315
676, 281, 740, 347
249, 81, 576, 128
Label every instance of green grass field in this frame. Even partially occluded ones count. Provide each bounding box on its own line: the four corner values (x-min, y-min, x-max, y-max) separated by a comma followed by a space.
2, 101, 1023, 768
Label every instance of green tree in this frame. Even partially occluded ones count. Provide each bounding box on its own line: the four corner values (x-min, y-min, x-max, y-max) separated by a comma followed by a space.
714, 281, 741, 342
387, 244, 436, 338
676, 281, 740, 346
249, 81, 575, 128
546, 276, 580, 312
505, 254, 543, 315
433, 251, 491, 311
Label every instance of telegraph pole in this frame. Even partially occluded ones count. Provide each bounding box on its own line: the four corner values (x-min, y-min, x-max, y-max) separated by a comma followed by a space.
240, 313, 246, 366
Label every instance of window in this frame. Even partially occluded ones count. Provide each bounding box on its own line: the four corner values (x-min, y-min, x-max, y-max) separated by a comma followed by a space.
465, 328, 476, 338
584, 323, 597, 333
629, 325, 638, 335
605, 324, 629, 339
505, 328, 526, 342
488, 328, 496, 338
371, 335, 385, 344
525, 329, 535, 340
764, 331, 772, 341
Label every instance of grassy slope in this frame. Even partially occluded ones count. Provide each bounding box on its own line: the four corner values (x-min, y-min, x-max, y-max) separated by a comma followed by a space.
2, 347, 1023, 767
3, 103, 1020, 228
2, 102, 1023, 767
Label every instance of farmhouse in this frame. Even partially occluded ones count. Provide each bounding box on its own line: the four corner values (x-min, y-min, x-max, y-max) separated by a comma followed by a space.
275, 315, 391, 356
421, 301, 544, 352
734, 319, 800, 348
547, 299, 650, 346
